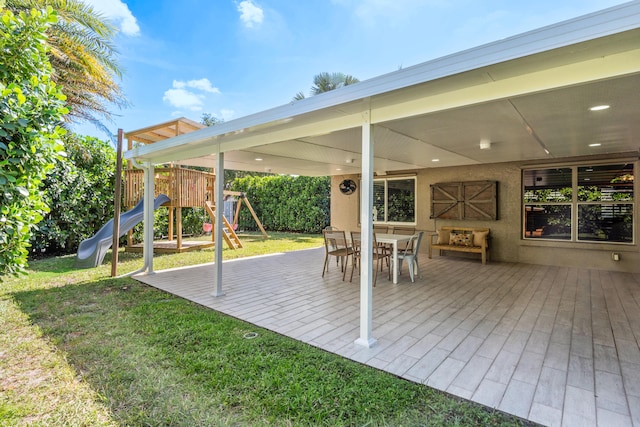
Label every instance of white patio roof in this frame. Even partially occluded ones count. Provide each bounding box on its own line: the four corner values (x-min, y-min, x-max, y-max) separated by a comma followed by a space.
125, 1, 640, 350
125, 2, 640, 176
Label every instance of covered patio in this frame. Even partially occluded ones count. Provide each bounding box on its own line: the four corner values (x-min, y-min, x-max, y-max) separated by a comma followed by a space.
135, 249, 640, 427
124, 2, 640, 351
124, 4, 640, 426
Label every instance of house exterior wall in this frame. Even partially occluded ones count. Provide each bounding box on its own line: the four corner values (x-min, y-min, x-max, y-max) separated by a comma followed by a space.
331, 157, 640, 273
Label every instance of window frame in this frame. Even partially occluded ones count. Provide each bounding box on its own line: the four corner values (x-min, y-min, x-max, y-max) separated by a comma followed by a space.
359, 176, 417, 226
522, 162, 635, 244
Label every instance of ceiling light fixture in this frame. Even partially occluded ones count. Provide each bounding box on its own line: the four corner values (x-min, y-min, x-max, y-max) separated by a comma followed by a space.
255, 158, 263, 161
432, 158, 440, 162
345, 158, 355, 164
589, 143, 602, 147
479, 139, 491, 150
589, 105, 610, 111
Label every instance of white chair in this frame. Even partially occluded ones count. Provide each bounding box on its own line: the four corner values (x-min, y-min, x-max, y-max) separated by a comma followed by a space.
397, 231, 424, 282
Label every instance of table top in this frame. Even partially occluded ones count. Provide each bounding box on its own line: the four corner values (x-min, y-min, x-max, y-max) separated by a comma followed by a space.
375, 233, 413, 244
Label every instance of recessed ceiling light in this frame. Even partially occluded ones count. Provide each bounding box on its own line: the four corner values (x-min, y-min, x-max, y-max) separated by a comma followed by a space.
255, 158, 263, 161
336, 168, 342, 171
589, 143, 601, 147
589, 105, 610, 111
432, 158, 440, 162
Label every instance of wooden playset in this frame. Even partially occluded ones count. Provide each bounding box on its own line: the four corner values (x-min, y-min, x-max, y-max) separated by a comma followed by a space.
122, 117, 267, 253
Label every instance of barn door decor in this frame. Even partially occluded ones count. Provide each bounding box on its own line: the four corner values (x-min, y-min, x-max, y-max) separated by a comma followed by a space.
430, 181, 497, 220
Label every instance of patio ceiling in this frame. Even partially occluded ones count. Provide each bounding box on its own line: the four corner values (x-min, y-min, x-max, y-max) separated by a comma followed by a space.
124, 2, 640, 176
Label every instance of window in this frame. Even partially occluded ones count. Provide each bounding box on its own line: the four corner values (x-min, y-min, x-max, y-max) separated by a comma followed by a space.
523, 163, 634, 243
370, 177, 416, 224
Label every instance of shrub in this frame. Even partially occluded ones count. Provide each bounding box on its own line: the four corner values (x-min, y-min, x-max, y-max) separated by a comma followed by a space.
30, 134, 116, 256
0, 7, 68, 276
231, 175, 330, 233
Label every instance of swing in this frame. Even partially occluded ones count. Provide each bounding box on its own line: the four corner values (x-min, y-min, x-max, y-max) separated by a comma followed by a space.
202, 207, 212, 233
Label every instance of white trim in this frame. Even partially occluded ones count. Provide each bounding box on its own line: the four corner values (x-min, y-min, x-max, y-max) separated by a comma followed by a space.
356, 112, 377, 348
212, 147, 225, 297
143, 161, 155, 274
124, 3, 640, 166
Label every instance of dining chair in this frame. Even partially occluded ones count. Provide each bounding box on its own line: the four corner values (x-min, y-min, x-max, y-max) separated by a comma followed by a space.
322, 229, 353, 281
393, 226, 416, 251
373, 224, 389, 234
349, 232, 390, 286
323, 225, 341, 268
396, 231, 424, 282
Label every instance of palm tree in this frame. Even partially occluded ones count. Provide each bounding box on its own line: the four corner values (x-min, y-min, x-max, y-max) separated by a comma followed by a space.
5, 0, 128, 131
293, 72, 359, 101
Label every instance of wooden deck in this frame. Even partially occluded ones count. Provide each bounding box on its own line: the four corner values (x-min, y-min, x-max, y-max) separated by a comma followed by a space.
133, 247, 640, 427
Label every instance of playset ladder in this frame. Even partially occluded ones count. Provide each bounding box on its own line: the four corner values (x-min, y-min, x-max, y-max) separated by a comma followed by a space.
205, 201, 243, 250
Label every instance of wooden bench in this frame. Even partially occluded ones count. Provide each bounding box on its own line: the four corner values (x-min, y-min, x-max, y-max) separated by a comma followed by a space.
428, 226, 490, 264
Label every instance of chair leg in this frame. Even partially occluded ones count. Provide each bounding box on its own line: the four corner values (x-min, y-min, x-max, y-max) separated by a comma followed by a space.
373, 260, 378, 287
342, 255, 349, 281
322, 254, 329, 277
349, 256, 357, 282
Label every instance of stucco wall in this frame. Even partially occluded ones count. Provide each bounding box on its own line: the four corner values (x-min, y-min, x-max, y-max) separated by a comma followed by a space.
331, 159, 640, 273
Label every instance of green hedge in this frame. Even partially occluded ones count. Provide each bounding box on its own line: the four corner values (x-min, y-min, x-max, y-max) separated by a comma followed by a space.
231, 175, 330, 233
1, 8, 68, 274
30, 134, 116, 256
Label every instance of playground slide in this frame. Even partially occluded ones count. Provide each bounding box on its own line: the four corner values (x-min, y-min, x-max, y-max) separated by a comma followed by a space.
75, 194, 171, 268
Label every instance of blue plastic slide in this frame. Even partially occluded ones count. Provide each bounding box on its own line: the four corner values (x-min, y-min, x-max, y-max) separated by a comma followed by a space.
75, 194, 170, 268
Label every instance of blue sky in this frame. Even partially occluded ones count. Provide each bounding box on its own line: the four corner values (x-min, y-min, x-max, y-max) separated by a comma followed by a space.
76, 0, 628, 142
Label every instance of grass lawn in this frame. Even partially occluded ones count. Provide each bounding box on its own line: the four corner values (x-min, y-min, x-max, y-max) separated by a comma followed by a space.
0, 232, 531, 426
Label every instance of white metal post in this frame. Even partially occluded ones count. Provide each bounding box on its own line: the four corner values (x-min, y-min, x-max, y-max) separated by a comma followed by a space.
143, 161, 155, 274
355, 111, 377, 348
212, 147, 225, 297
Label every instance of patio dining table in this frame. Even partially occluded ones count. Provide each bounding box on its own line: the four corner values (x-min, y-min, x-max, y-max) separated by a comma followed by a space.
374, 233, 413, 284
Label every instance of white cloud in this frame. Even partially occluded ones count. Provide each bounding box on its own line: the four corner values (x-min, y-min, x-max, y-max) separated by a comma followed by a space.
237, 0, 264, 28
163, 88, 204, 111
83, 0, 140, 36
162, 79, 221, 111
186, 78, 221, 94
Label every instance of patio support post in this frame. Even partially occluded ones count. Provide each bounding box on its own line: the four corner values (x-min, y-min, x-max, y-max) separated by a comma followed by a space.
211, 146, 225, 297
143, 161, 155, 274
355, 111, 377, 348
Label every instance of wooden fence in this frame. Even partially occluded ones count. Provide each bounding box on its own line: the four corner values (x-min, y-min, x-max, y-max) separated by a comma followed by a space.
124, 167, 215, 208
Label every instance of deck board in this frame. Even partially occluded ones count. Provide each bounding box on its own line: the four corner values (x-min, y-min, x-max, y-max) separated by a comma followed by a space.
134, 247, 640, 427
